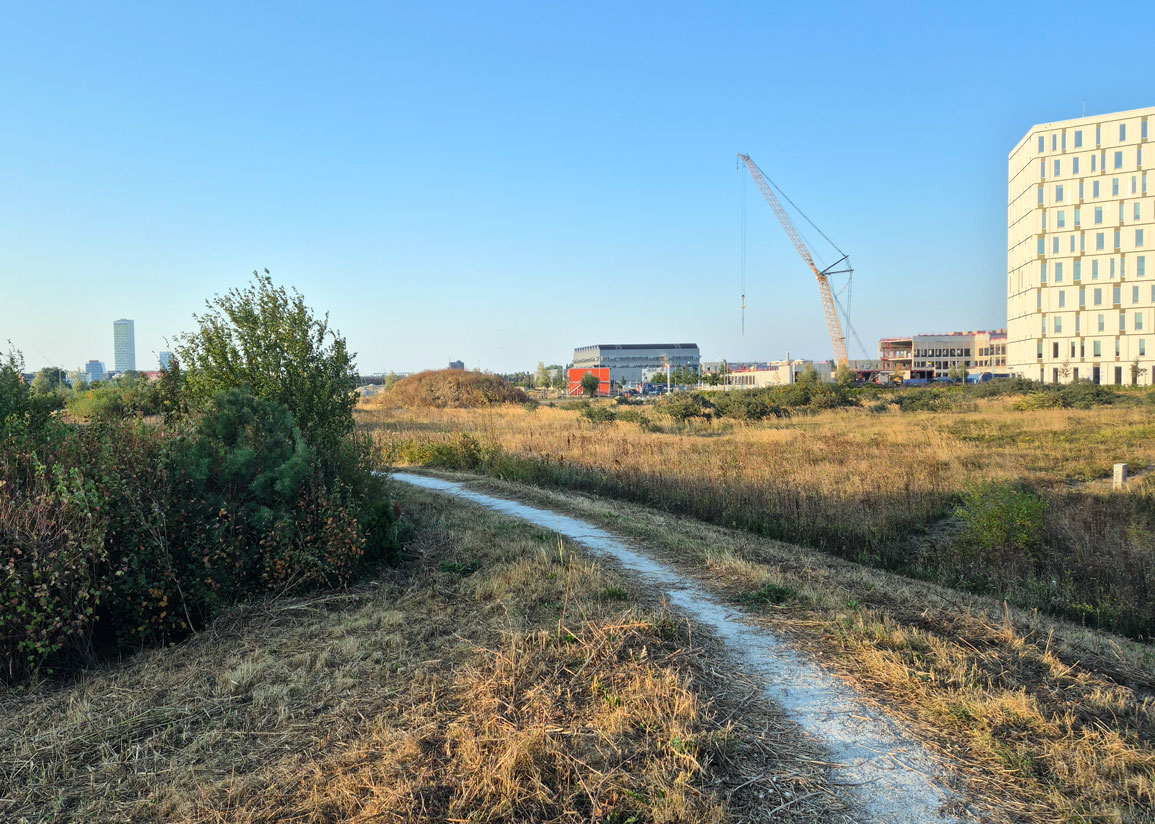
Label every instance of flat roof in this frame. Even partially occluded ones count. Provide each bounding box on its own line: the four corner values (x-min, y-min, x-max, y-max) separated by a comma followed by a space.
576, 343, 699, 350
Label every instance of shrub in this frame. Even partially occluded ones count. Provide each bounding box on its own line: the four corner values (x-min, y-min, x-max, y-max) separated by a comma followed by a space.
657, 393, 714, 423
177, 271, 359, 455
579, 404, 617, 424
952, 481, 1046, 570
710, 390, 788, 421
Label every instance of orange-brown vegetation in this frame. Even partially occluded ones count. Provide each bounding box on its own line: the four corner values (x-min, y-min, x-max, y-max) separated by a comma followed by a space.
374, 369, 527, 409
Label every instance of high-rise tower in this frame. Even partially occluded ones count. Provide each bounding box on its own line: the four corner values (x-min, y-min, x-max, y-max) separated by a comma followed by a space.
113, 319, 136, 372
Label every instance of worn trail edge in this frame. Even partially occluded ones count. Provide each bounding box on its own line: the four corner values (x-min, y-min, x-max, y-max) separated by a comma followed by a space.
394, 472, 966, 824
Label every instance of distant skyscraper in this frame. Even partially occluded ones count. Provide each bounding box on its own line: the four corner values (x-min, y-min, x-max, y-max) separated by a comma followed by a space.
84, 360, 106, 383
113, 319, 136, 372
158, 351, 173, 370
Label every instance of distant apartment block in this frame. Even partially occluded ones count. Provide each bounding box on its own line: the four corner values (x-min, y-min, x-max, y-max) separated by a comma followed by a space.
1008, 106, 1155, 384
572, 343, 700, 386
158, 351, 173, 370
448, 360, 465, 370
84, 360, 106, 383
879, 330, 1006, 380
113, 319, 136, 372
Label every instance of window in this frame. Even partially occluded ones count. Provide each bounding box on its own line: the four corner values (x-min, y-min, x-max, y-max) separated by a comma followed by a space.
1136, 203, 1142, 221
1038, 186, 1044, 205
1111, 258, 1117, 277
1115, 230, 1122, 249
1094, 340, 1102, 356
1042, 211, 1048, 229
1059, 290, 1067, 307
1053, 236, 1060, 254
1038, 342, 1044, 359
1053, 134, 1058, 151
1080, 286, 1086, 306
1073, 157, 1080, 174
1092, 154, 1098, 172
1093, 180, 1100, 197
1121, 124, 1127, 141
1041, 159, 1047, 179
1081, 233, 1086, 252
1042, 317, 1047, 334
1041, 262, 1048, 282
1140, 256, 1147, 277
1056, 262, 1064, 281
1070, 235, 1076, 253
1038, 237, 1046, 255
1056, 184, 1064, 202
1058, 210, 1066, 228
1038, 135, 1045, 152
1138, 313, 1145, 331
1095, 206, 1104, 224
1135, 286, 1141, 303
1097, 232, 1105, 250
1075, 129, 1083, 147
1133, 175, 1139, 194
1117, 340, 1122, 358
1114, 178, 1120, 196
1080, 180, 1085, 200
1055, 159, 1061, 176
1093, 260, 1100, 278
1146, 173, 1150, 195
1142, 340, 1148, 357
1097, 125, 1102, 144
1037, 291, 1043, 309
1116, 151, 1124, 169
1055, 317, 1063, 333
1114, 285, 1122, 304
1062, 132, 1067, 150
1094, 287, 1103, 305
1120, 313, 1126, 332
1075, 260, 1082, 281
1144, 120, 1149, 140
1138, 229, 1145, 247
1077, 314, 1081, 332
1139, 148, 1143, 167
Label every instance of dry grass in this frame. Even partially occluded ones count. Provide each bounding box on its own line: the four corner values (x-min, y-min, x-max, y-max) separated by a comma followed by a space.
443, 471, 1155, 824
1, 483, 851, 824
358, 398, 1155, 638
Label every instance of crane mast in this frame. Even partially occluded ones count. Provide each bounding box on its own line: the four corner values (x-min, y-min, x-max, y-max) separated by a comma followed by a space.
738, 153, 850, 366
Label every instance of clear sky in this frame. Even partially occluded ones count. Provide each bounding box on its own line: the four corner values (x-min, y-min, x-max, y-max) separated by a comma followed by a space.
3, 0, 1154, 374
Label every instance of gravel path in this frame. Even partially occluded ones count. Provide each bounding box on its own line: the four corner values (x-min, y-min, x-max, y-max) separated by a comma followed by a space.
394, 472, 967, 824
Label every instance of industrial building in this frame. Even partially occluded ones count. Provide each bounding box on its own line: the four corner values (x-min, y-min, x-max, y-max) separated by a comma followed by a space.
879, 330, 1006, 380
1008, 106, 1155, 384
572, 343, 700, 386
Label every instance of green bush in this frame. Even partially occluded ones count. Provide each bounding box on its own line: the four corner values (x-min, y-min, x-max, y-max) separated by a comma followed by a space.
579, 404, 617, 424
657, 393, 714, 422
952, 481, 1045, 570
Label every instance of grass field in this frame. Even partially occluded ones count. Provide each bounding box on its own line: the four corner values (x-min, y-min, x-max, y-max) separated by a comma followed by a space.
0, 483, 850, 824
359, 394, 1155, 639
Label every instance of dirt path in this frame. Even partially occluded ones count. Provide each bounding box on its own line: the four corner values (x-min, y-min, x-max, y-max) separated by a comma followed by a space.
394, 472, 970, 824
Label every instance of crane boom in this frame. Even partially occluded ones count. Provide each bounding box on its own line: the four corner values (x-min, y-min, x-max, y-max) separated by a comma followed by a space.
738, 153, 849, 366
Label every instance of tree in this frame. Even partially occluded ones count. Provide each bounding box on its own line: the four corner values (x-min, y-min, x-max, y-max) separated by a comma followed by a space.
176, 270, 358, 454
30, 367, 68, 395
534, 361, 551, 388
550, 366, 567, 390
834, 363, 856, 386
1130, 358, 1148, 386
384, 371, 403, 390
580, 371, 599, 397
948, 363, 970, 382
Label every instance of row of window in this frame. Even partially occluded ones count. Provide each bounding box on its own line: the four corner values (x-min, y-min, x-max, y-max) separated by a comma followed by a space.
1038, 120, 1149, 154
1046, 202, 1145, 228
1038, 338, 1146, 359
913, 348, 971, 357
1038, 231, 1147, 259
1041, 283, 1155, 308
1042, 311, 1147, 335
1038, 173, 1148, 204
1042, 148, 1145, 179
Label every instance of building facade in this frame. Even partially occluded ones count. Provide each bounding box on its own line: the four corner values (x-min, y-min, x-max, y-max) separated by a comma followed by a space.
1008, 106, 1155, 384
158, 351, 173, 370
572, 343, 700, 386
84, 360, 106, 383
113, 319, 136, 372
879, 330, 1007, 379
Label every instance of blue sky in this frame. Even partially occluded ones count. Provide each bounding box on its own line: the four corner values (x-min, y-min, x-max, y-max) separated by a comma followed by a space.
2, 0, 1154, 373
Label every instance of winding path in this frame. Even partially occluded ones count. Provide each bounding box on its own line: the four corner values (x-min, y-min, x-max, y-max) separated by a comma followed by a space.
394, 472, 967, 824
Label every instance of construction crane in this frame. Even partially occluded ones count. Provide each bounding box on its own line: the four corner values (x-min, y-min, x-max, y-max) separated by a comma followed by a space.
738, 153, 851, 366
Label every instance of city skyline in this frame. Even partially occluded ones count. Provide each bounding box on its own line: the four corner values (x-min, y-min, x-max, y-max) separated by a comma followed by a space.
3, 2, 1155, 373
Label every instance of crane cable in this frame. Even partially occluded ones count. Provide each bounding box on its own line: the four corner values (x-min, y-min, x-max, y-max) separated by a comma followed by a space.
739, 161, 747, 335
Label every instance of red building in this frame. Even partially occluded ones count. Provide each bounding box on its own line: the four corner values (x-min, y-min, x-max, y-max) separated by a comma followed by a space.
567, 367, 611, 397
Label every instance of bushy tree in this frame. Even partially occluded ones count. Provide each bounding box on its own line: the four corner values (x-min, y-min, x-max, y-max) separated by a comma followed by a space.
580, 371, 599, 397
176, 270, 358, 455
31, 367, 68, 395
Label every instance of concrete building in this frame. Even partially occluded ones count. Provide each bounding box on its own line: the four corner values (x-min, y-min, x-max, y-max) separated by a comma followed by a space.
879, 330, 1006, 380
1008, 106, 1155, 384
572, 343, 700, 386
158, 351, 173, 370
113, 319, 136, 372
723, 359, 833, 387
84, 360, 106, 383
448, 360, 465, 370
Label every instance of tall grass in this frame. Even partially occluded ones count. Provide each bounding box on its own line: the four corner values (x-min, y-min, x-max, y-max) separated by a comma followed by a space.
359, 399, 1155, 639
